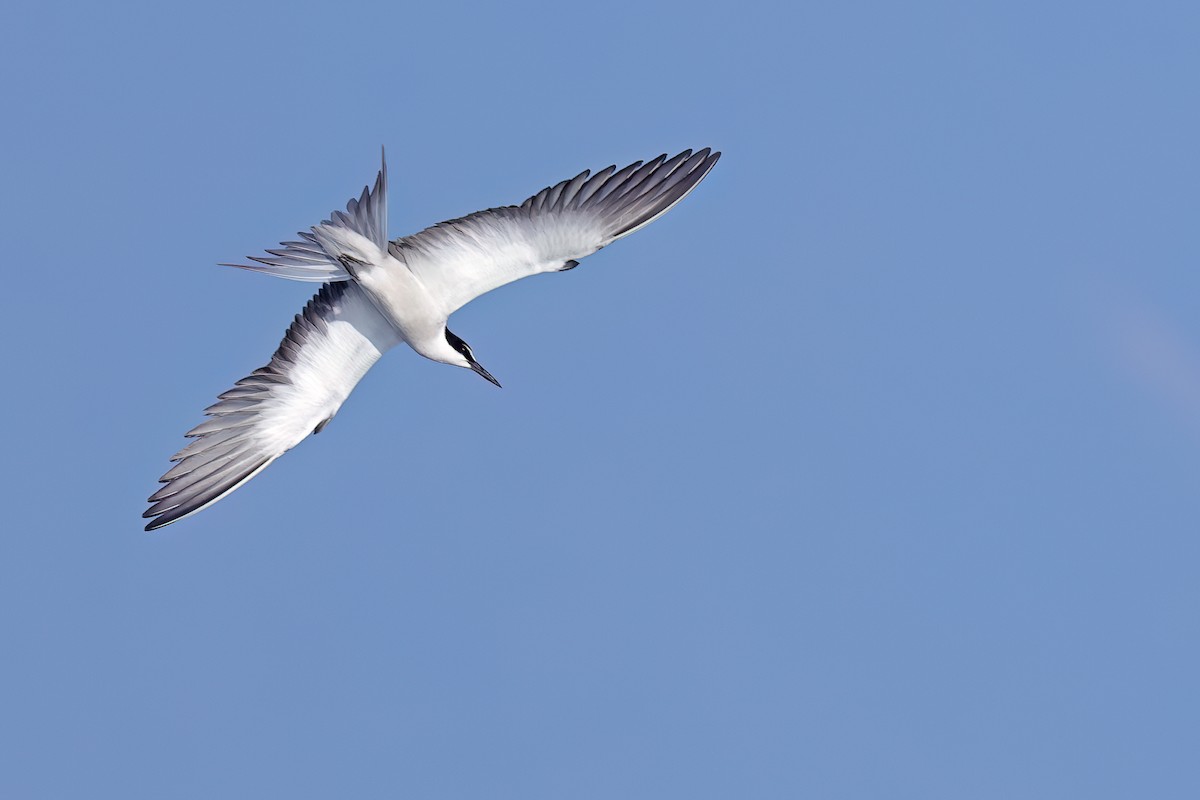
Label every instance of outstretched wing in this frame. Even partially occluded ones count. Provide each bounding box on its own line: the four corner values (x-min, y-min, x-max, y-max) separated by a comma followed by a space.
144, 281, 401, 530
221, 151, 390, 282
391, 148, 720, 316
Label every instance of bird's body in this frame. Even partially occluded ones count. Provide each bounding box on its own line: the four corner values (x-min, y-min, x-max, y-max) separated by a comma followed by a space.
145, 148, 720, 530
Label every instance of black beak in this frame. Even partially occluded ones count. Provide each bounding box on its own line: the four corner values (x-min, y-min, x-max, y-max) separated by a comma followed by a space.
469, 360, 502, 388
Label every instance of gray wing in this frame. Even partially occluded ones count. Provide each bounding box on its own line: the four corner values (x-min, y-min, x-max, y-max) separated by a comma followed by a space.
390, 148, 720, 316
144, 281, 401, 530
221, 150, 390, 282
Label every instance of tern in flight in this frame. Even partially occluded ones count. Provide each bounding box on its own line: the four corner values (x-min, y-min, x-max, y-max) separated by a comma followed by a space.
145, 147, 721, 530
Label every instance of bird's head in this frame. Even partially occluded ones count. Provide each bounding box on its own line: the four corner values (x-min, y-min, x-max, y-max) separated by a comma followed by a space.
443, 329, 501, 387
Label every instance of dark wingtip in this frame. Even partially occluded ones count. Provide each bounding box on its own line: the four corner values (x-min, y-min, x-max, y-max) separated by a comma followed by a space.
143, 503, 170, 530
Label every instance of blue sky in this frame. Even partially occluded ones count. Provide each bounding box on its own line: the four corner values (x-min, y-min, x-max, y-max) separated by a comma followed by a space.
3, 1, 1199, 797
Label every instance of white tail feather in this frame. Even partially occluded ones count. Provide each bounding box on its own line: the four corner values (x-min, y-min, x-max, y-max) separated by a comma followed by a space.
221, 150, 389, 282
